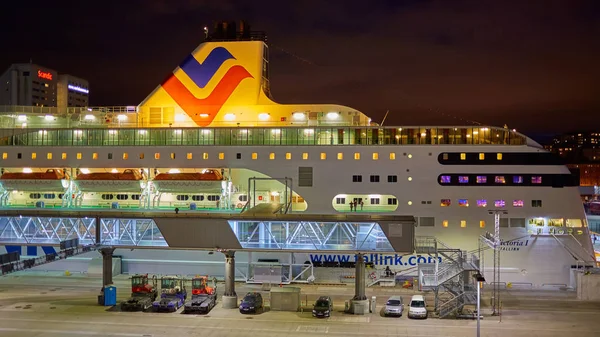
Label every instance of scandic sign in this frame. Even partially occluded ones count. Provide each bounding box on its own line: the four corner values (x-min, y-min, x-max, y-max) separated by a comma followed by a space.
37, 70, 53, 80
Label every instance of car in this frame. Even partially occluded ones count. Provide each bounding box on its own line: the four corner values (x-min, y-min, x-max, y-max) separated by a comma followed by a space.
239, 292, 263, 314
312, 296, 333, 318
383, 296, 404, 317
408, 295, 427, 319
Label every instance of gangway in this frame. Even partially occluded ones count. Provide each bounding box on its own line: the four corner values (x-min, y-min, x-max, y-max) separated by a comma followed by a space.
1, 238, 99, 276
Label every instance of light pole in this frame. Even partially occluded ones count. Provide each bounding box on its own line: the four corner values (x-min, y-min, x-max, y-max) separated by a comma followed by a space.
473, 273, 486, 337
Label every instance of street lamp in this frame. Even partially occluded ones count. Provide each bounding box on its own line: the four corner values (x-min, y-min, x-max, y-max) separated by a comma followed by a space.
473, 273, 486, 337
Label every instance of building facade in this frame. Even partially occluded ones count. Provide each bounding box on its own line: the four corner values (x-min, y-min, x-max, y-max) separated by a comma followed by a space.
57, 74, 89, 108
0, 63, 88, 109
0, 63, 57, 107
546, 132, 600, 200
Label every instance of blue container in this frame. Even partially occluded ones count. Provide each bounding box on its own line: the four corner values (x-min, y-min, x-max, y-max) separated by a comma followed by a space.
103, 286, 117, 306
111, 202, 119, 209
189, 203, 197, 210
35, 201, 45, 208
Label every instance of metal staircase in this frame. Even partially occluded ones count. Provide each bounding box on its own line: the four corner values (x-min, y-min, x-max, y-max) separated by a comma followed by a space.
415, 236, 480, 318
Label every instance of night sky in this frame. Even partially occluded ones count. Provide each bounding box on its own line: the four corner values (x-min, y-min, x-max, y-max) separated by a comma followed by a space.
1, 0, 599, 135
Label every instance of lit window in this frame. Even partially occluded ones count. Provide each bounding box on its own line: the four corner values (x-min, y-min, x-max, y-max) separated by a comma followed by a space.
139, 153, 144, 159
407, 201, 413, 205
531, 176, 542, 184
93, 153, 98, 160
1, 153, 6, 160
442, 153, 448, 160
460, 220, 466, 228
62, 153, 67, 160
337, 153, 343, 160
302, 153, 308, 160
513, 176, 523, 184
407, 177, 413, 181
372, 153, 379, 160
513, 200, 524, 207
31, 153, 36, 159
354, 153, 360, 160
170, 153, 176, 159
408, 154, 413, 159
494, 200, 505, 207
479, 221, 485, 228
122, 153, 128, 160
77, 153, 82, 160
203, 153, 208, 160
497, 153, 502, 160
47, 153, 52, 160
479, 153, 485, 160
441, 199, 451, 207
460, 153, 466, 160
495, 176, 506, 184
477, 199, 487, 207
286, 153, 291, 160
458, 199, 469, 207
458, 176, 469, 184
320, 153, 326, 160
476, 176, 487, 183
440, 175, 451, 184
389, 153, 396, 160
154, 153, 160, 160
187, 153, 193, 160
269, 153, 275, 160
442, 220, 449, 227
219, 153, 225, 160
252, 153, 258, 160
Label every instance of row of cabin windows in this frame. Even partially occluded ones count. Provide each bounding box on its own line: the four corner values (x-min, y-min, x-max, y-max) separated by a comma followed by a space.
29, 193, 64, 199
352, 175, 401, 183
335, 197, 397, 205
440, 175, 543, 184
443, 153, 504, 161
5, 152, 418, 161
101, 194, 140, 200
406, 217, 583, 229
440, 199, 542, 208
176, 195, 221, 201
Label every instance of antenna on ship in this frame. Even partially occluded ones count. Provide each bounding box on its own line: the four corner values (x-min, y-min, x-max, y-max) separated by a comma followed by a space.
380, 110, 390, 126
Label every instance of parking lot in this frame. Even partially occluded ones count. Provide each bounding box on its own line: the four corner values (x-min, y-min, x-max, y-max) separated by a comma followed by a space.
1, 272, 600, 337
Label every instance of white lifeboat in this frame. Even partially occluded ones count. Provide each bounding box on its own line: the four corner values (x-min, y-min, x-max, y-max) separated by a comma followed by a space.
75, 169, 143, 192
0, 169, 66, 191
153, 170, 223, 193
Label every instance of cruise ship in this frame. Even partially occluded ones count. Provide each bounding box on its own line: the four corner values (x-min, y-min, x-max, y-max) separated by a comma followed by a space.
0, 22, 596, 287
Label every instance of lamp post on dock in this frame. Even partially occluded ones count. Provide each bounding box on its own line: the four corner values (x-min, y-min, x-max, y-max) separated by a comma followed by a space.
473, 273, 486, 337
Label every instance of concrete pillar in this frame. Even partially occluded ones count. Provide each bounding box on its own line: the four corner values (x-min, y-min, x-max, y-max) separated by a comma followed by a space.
354, 253, 366, 301
99, 247, 115, 286
222, 250, 238, 309
351, 253, 369, 314
95, 216, 101, 244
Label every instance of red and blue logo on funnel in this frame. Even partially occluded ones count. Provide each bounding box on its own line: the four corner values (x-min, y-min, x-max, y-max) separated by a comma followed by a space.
161, 46, 252, 126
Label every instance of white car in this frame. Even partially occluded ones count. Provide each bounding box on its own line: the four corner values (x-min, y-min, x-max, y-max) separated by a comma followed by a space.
408, 295, 427, 319
383, 296, 404, 317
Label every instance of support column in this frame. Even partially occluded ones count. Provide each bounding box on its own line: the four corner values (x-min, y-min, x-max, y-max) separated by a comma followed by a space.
222, 250, 238, 309
95, 216, 101, 244
99, 247, 116, 286
351, 253, 369, 314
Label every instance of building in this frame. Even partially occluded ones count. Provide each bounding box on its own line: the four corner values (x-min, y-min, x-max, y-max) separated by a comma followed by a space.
0, 63, 88, 109
57, 74, 89, 108
546, 132, 600, 200
0, 63, 57, 107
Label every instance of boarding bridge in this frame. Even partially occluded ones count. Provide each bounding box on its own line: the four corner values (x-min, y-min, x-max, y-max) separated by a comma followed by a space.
0, 209, 415, 312
415, 236, 480, 318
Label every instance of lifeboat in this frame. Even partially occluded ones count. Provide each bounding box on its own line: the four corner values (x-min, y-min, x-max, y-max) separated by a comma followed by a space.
0, 169, 66, 191
153, 169, 224, 193
75, 169, 143, 192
